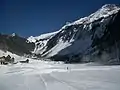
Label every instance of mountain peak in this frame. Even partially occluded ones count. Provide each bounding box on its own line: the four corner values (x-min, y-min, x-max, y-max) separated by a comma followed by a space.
71, 4, 120, 25
101, 4, 120, 10
91, 4, 120, 18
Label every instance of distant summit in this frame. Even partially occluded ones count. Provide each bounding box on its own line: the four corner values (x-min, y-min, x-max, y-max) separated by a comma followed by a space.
101, 4, 120, 9
11, 33, 16, 37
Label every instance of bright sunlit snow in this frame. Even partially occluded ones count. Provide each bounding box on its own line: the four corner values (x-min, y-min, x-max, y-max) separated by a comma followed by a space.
0, 59, 120, 90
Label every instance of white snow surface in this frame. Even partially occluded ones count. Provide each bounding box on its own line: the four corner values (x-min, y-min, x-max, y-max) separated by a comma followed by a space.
0, 59, 120, 90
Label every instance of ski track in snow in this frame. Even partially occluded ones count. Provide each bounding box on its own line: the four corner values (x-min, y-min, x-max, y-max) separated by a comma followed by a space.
49, 73, 80, 90
39, 74, 48, 90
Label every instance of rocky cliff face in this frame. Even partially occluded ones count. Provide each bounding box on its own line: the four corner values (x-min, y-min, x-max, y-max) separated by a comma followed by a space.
28, 4, 120, 64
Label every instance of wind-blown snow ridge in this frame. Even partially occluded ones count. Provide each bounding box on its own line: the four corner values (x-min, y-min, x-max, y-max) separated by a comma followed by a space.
27, 30, 60, 43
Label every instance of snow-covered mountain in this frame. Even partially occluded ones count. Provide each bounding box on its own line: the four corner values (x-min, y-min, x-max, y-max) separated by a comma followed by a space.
27, 4, 120, 64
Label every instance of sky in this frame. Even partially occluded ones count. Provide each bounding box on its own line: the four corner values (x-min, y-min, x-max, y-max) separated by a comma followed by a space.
0, 0, 120, 37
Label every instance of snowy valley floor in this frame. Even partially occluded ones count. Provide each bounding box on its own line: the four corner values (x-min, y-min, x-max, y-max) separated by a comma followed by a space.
0, 60, 120, 90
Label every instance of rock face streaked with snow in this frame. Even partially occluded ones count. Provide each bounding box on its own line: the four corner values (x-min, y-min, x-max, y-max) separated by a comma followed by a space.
27, 4, 120, 64
27, 31, 60, 55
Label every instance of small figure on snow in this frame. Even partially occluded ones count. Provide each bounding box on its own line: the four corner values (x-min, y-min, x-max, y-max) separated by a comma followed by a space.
66, 66, 68, 70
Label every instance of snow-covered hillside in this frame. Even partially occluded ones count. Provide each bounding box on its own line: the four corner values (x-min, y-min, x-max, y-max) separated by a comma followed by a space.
28, 4, 120, 64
